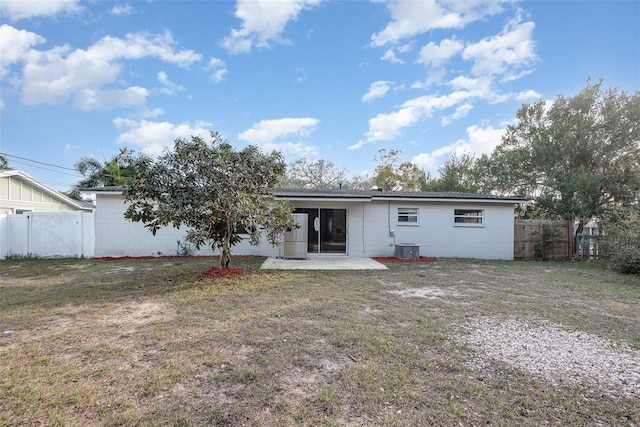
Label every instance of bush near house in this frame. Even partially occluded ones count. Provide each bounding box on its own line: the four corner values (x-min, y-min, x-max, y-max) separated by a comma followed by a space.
602, 208, 640, 275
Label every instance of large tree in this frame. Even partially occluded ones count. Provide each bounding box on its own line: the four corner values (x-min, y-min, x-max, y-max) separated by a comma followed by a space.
489, 80, 640, 233
282, 158, 347, 189
423, 152, 484, 193
373, 149, 425, 191
123, 132, 296, 268
0, 154, 8, 169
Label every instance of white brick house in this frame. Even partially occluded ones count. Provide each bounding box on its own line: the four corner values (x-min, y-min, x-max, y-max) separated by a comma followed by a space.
89, 187, 525, 260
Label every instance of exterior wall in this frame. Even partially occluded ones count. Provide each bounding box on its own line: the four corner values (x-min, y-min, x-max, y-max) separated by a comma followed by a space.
94, 194, 280, 258
93, 194, 516, 260
0, 175, 80, 213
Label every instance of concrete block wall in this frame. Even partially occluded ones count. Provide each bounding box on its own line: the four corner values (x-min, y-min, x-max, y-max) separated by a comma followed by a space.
93, 194, 516, 260
94, 194, 280, 258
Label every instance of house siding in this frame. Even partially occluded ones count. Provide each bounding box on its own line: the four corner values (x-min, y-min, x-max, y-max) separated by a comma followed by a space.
0, 174, 87, 213
93, 193, 517, 260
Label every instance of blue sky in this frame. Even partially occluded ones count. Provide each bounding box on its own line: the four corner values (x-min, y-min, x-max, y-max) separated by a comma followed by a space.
1, 0, 638, 192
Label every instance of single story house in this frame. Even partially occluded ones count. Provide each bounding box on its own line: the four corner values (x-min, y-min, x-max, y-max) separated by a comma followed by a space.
1, 169, 94, 214
88, 187, 526, 260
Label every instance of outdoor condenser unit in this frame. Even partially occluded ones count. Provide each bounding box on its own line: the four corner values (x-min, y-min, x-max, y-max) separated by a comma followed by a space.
283, 213, 308, 259
395, 243, 420, 259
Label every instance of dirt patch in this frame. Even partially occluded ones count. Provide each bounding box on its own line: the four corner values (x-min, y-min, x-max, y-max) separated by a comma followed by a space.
388, 287, 462, 299
372, 256, 437, 263
102, 301, 175, 327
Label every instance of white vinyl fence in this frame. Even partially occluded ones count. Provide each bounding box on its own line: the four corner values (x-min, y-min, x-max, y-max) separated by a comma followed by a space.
0, 212, 95, 259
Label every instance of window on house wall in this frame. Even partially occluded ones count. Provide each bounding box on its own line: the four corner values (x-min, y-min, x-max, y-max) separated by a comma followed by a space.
398, 208, 418, 224
454, 209, 483, 225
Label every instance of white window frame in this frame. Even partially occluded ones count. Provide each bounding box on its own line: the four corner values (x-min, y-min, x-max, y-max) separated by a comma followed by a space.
397, 207, 419, 225
454, 209, 484, 226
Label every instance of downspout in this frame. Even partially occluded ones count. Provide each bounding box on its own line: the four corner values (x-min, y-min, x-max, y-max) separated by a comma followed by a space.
362, 202, 365, 254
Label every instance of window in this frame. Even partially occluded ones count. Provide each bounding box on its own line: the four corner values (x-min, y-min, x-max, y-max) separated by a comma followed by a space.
454, 209, 483, 225
398, 208, 418, 224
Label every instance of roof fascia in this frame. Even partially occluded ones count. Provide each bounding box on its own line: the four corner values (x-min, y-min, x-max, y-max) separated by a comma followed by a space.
371, 196, 525, 204
275, 196, 372, 203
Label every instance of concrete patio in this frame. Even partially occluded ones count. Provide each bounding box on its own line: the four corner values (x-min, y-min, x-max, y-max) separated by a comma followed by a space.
261, 256, 388, 270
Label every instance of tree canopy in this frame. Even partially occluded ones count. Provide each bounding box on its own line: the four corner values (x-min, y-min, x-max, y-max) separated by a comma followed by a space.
489, 80, 640, 232
123, 132, 296, 268
69, 148, 137, 199
0, 154, 8, 169
281, 158, 347, 189
373, 149, 425, 191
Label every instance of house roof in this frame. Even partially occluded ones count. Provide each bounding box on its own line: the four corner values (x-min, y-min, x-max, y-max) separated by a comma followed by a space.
87, 185, 527, 204
1, 169, 95, 211
274, 188, 528, 203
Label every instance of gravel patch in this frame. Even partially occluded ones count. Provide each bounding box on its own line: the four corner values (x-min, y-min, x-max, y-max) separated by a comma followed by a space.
460, 317, 640, 399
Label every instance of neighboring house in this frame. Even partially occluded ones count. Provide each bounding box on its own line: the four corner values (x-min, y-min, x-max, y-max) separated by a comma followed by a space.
89, 187, 526, 260
1, 170, 95, 259
0, 169, 94, 214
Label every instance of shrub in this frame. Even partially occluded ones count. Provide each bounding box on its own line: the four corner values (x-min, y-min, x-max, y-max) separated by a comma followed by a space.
534, 222, 562, 261
601, 208, 640, 275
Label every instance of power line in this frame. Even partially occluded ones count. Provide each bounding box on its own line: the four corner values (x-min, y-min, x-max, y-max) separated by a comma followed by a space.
3, 158, 81, 178
0, 152, 78, 171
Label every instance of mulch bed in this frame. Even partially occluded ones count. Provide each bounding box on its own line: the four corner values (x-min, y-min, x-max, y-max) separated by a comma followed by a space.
372, 256, 437, 263
94, 255, 265, 261
201, 266, 247, 277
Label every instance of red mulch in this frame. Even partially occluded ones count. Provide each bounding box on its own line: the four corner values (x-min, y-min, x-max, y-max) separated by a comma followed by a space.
94, 255, 265, 261
201, 266, 247, 277
372, 256, 437, 263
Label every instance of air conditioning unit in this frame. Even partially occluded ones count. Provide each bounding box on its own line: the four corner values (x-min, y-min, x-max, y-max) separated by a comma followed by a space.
395, 243, 419, 259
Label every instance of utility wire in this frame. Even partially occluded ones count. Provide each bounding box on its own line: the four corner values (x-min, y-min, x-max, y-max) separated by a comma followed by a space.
6, 158, 81, 177
1, 151, 134, 181
0, 152, 77, 171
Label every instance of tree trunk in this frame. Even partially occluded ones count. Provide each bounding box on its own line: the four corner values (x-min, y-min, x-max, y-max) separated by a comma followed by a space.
220, 223, 232, 269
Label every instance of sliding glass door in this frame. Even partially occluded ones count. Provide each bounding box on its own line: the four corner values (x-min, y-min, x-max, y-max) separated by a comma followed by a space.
294, 208, 346, 254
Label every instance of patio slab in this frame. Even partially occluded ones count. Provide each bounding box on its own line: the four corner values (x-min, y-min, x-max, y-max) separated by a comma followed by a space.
261, 257, 388, 270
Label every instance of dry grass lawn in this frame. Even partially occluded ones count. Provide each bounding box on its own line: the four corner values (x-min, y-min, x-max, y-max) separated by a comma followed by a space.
1, 256, 639, 426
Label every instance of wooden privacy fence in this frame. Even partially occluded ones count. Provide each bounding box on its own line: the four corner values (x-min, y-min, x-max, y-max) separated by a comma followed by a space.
514, 219, 574, 261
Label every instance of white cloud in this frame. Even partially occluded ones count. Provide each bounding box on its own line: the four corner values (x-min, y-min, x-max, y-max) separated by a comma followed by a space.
0, 0, 82, 21
221, 0, 322, 54
441, 103, 473, 126
0, 25, 46, 77
362, 80, 393, 102
207, 57, 227, 83
417, 37, 463, 68
380, 48, 403, 63
412, 124, 505, 174
371, 0, 506, 47
17, 30, 201, 110
462, 16, 537, 79
354, 91, 473, 148
156, 71, 185, 95
74, 86, 148, 110
238, 117, 319, 143
113, 118, 212, 155
238, 117, 319, 157
516, 89, 542, 100
110, 4, 133, 16
255, 141, 318, 157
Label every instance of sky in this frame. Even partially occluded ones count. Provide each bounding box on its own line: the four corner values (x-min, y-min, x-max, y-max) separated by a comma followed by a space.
1, 0, 638, 193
